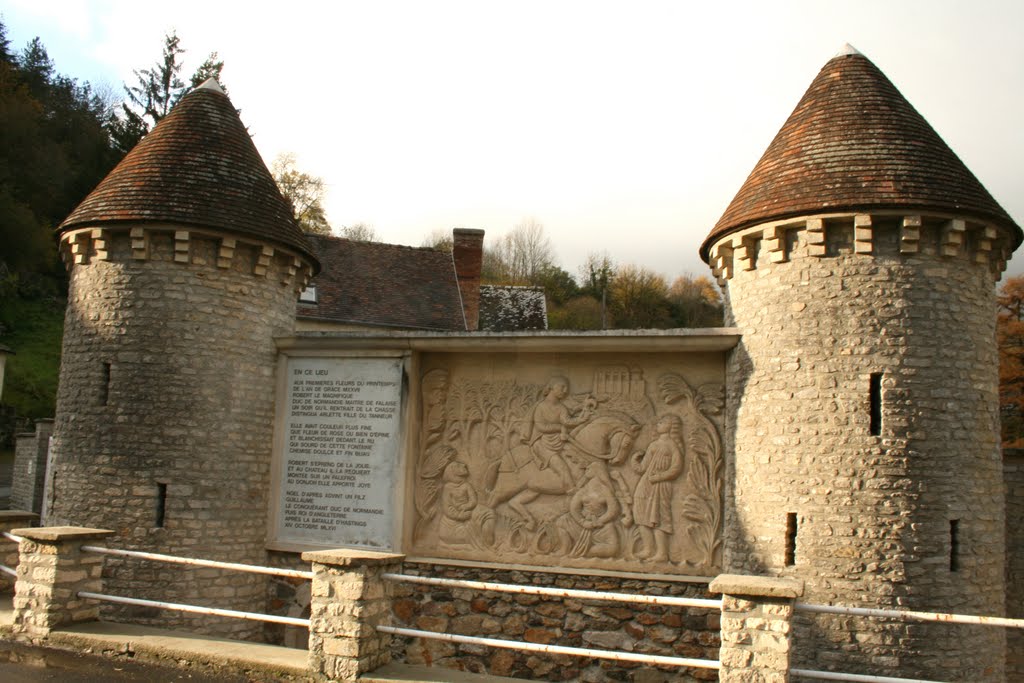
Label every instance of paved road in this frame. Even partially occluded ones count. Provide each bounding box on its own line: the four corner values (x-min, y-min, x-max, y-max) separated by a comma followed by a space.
0, 640, 253, 682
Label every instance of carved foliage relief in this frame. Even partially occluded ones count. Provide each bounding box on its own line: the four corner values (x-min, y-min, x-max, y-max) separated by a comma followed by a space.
410, 357, 724, 575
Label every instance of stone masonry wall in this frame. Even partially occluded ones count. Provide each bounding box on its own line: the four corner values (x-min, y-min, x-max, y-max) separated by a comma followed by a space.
11, 419, 53, 514
391, 562, 719, 683
716, 214, 1006, 680
48, 227, 308, 640
1005, 449, 1024, 680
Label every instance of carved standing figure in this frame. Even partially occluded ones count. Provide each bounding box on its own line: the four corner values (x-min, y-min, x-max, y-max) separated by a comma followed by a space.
632, 414, 685, 562
521, 376, 594, 490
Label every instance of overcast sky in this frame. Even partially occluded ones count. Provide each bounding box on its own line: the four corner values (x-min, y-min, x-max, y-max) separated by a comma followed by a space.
4, 0, 1023, 280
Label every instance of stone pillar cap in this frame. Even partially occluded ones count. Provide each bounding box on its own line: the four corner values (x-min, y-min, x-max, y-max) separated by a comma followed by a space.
302, 548, 405, 567
709, 573, 805, 599
13, 526, 115, 542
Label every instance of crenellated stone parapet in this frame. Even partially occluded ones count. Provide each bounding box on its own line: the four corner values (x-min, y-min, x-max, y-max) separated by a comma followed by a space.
707, 211, 1013, 285
58, 225, 314, 294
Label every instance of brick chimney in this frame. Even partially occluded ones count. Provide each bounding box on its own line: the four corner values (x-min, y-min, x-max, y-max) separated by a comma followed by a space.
452, 228, 484, 331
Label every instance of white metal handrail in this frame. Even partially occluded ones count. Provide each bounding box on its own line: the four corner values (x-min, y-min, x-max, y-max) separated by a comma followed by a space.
383, 573, 722, 610
792, 668, 942, 683
377, 625, 720, 670
1, 531, 22, 579
81, 545, 314, 580
795, 602, 1024, 630
78, 591, 310, 628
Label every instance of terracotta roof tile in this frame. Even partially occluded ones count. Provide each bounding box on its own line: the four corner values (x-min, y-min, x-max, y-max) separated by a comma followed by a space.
59, 83, 317, 268
298, 234, 466, 331
701, 50, 1021, 260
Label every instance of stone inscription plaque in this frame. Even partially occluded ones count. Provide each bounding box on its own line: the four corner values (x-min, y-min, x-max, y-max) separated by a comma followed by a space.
275, 357, 403, 549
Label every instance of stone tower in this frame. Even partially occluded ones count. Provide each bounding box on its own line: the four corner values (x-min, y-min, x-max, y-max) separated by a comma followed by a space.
48, 81, 318, 638
702, 47, 1021, 680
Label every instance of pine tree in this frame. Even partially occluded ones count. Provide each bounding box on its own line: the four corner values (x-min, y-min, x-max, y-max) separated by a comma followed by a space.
112, 31, 225, 153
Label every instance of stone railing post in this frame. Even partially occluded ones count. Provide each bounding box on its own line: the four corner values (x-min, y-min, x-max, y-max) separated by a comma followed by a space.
11, 526, 114, 641
710, 574, 805, 682
302, 548, 404, 682
0, 510, 38, 592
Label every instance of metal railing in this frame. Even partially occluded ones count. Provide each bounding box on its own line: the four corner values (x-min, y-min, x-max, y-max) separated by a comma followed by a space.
77, 544, 312, 628
790, 600, 1024, 683
382, 572, 721, 672
795, 601, 1024, 630
0, 531, 22, 578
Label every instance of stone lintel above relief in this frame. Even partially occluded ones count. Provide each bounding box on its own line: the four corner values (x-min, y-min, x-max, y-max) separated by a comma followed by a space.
275, 330, 742, 355
409, 359, 726, 577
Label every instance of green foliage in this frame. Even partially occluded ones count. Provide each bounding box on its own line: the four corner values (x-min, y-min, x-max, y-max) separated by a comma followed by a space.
0, 20, 121, 278
578, 251, 615, 300
532, 264, 579, 306
0, 285, 64, 419
547, 295, 605, 330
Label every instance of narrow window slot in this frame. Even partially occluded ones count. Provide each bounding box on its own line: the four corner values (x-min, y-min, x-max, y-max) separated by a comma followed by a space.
100, 362, 112, 406
156, 483, 168, 528
950, 519, 960, 572
784, 512, 798, 566
869, 373, 883, 436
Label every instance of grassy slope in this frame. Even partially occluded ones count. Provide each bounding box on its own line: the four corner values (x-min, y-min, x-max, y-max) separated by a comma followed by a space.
0, 294, 65, 419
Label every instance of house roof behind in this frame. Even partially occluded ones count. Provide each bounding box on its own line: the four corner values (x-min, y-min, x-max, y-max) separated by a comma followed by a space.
702, 46, 1022, 261
298, 234, 466, 331
479, 285, 548, 332
60, 80, 317, 268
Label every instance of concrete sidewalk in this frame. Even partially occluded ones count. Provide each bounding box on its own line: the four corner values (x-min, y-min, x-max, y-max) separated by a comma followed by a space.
0, 597, 530, 683
0, 597, 310, 681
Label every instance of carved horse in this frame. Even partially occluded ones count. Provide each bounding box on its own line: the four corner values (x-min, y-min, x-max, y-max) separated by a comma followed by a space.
485, 414, 640, 530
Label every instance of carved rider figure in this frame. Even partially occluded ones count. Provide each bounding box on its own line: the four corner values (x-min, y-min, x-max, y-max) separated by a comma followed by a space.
521, 376, 593, 489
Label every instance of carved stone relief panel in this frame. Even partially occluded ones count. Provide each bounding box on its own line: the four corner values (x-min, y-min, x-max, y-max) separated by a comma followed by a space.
408, 352, 724, 576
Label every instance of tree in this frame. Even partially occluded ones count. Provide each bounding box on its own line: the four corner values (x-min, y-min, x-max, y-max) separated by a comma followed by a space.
0, 25, 120, 275
547, 296, 605, 330
668, 274, 724, 327
608, 264, 672, 329
421, 228, 453, 251
999, 276, 1024, 447
112, 31, 225, 153
578, 251, 615, 328
339, 223, 378, 242
483, 218, 554, 284
533, 264, 579, 306
0, 20, 123, 421
271, 153, 332, 235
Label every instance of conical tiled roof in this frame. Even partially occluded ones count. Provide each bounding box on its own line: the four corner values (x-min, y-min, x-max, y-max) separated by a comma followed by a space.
701, 47, 1021, 261
60, 81, 318, 268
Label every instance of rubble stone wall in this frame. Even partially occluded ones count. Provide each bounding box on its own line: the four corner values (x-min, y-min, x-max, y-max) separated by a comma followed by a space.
391, 562, 719, 683
11, 419, 53, 514
47, 227, 307, 639
716, 214, 1006, 680
1005, 449, 1024, 680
